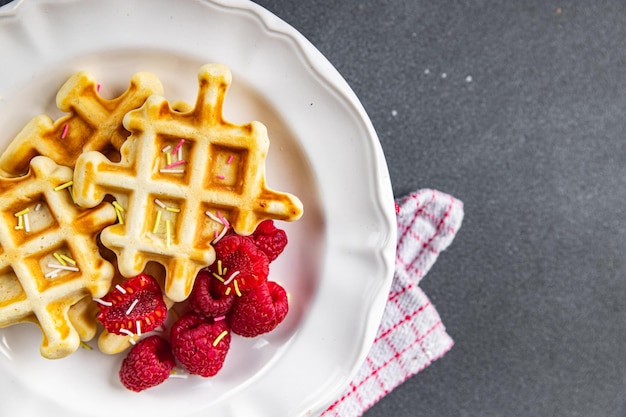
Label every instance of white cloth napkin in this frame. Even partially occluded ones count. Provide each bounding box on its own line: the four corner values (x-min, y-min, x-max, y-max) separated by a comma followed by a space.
322, 189, 464, 417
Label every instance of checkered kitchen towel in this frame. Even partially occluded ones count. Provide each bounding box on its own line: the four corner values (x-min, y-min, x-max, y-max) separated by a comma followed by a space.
322, 189, 464, 417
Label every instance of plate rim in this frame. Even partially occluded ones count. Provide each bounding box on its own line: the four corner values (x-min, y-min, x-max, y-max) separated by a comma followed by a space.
0, 0, 397, 415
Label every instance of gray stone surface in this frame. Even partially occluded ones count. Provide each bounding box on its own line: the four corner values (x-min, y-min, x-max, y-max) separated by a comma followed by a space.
250, 1, 626, 417
1, 1, 625, 416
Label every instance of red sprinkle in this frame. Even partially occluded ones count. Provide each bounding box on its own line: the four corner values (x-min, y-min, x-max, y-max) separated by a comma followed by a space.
173, 139, 185, 155
217, 211, 229, 227
61, 124, 69, 139
165, 159, 186, 169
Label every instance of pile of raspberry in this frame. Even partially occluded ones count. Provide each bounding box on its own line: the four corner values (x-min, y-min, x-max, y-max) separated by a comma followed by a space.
96, 220, 290, 392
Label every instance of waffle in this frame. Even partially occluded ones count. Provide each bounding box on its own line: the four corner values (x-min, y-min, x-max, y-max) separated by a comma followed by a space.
72, 63, 304, 303
67, 295, 100, 343
0, 70, 163, 176
0, 156, 117, 359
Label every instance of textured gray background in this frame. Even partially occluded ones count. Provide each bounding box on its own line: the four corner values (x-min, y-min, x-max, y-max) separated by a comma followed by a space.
2, 1, 625, 416
251, 2, 626, 417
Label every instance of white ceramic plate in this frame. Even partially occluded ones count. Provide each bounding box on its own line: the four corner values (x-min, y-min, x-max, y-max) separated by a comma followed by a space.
0, 1, 396, 416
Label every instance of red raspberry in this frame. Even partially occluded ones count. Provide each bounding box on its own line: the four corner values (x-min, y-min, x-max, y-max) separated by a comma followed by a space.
97, 273, 167, 336
250, 220, 288, 262
119, 335, 176, 392
170, 312, 231, 377
188, 268, 235, 317
228, 281, 289, 337
208, 235, 269, 297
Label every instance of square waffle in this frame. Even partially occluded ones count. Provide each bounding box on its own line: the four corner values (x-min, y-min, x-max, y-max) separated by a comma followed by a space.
72, 63, 303, 302
0, 70, 163, 176
0, 156, 117, 359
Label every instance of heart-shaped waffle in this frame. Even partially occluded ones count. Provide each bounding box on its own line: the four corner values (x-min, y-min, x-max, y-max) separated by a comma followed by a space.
73, 63, 303, 302
0, 70, 163, 176
0, 156, 117, 358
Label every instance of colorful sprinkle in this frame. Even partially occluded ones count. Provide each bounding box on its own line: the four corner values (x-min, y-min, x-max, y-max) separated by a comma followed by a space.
53, 252, 67, 266
223, 270, 240, 286
125, 299, 139, 315
54, 181, 73, 191
14, 208, 30, 217
212, 330, 228, 347
112, 201, 125, 212
227, 155, 233, 164
136, 320, 142, 336
23, 213, 30, 233
159, 168, 185, 174
213, 223, 229, 243
217, 175, 225, 180
165, 206, 180, 213
59, 254, 76, 265
115, 284, 127, 294
152, 209, 162, 233
233, 280, 242, 297
46, 263, 79, 272
165, 159, 185, 169
119, 328, 134, 336
14, 215, 23, 230
61, 123, 69, 139
93, 298, 113, 307
216, 211, 229, 227
44, 269, 62, 278
154, 198, 166, 209
113, 203, 124, 225
173, 139, 185, 155
205, 211, 222, 224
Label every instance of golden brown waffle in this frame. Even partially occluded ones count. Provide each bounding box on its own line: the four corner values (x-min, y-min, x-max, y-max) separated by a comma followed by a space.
67, 295, 100, 342
73, 63, 303, 303
0, 156, 117, 359
0, 70, 163, 176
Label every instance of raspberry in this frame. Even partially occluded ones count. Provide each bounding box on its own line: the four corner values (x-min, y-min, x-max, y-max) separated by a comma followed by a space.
170, 312, 231, 377
97, 273, 167, 336
119, 335, 176, 392
250, 220, 288, 262
188, 268, 235, 317
228, 281, 289, 337
208, 235, 269, 297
